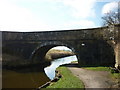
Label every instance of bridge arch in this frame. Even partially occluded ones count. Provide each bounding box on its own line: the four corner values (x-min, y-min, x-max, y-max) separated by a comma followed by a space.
30, 41, 78, 64
30, 40, 115, 67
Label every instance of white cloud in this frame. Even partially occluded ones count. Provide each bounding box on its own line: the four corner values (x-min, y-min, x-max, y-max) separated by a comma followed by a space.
102, 1, 118, 14
50, 0, 96, 18
97, 0, 119, 2
0, 0, 97, 32
63, 20, 96, 29
0, 0, 53, 32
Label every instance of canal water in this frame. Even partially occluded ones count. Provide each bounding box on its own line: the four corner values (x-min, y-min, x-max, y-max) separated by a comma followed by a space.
2, 55, 77, 88
44, 55, 77, 80
2, 69, 50, 88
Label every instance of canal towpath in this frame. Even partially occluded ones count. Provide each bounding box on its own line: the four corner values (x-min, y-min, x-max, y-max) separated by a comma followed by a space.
67, 65, 115, 88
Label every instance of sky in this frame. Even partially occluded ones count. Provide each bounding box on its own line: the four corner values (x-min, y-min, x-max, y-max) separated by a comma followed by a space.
52, 46, 72, 51
0, 0, 119, 32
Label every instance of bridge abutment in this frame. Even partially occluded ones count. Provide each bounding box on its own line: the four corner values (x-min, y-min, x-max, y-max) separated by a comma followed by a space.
108, 24, 120, 69
114, 42, 120, 69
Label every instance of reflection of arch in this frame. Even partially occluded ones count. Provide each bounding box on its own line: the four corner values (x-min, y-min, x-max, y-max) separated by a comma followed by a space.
30, 41, 78, 64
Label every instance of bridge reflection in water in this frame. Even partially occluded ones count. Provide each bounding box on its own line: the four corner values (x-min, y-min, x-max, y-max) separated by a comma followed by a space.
2, 66, 50, 88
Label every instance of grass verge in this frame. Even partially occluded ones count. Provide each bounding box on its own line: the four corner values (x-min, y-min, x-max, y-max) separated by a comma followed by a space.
110, 73, 120, 81
110, 72, 120, 88
82, 67, 120, 78
82, 67, 110, 71
47, 66, 84, 88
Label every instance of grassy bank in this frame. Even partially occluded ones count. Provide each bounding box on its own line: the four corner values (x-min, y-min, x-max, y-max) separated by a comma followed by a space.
83, 67, 120, 78
47, 66, 84, 88
82, 67, 110, 71
110, 73, 120, 80
45, 49, 74, 61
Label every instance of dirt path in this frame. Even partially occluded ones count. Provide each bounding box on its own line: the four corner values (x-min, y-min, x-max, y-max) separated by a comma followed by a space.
68, 66, 114, 88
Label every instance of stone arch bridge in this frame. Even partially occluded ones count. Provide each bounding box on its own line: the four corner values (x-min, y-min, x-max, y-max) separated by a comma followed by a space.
1, 24, 120, 69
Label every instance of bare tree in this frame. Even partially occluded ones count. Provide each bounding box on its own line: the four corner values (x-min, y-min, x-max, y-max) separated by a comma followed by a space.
102, 2, 120, 26
101, 1, 120, 40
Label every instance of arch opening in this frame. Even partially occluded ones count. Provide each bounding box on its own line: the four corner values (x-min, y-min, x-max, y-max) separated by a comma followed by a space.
44, 46, 78, 80
30, 42, 78, 68
45, 46, 75, 61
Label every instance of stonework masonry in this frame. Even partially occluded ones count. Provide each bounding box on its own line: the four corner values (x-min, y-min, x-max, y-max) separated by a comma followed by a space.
1, 24, 120, 69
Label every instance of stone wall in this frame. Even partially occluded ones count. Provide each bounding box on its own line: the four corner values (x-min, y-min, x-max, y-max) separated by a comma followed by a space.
114, 24, 120, 69
115, 42, 120, 69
